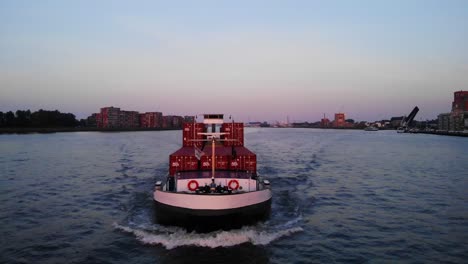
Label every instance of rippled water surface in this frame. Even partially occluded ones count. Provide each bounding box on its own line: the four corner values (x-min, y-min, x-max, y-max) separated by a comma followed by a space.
1, 129, 467, 263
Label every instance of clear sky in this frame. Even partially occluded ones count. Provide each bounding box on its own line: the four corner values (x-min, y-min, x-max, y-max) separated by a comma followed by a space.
1, 0, 467, 122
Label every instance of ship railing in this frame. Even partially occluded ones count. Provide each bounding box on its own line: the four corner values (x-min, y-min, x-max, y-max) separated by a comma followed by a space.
163, 171, 267, 192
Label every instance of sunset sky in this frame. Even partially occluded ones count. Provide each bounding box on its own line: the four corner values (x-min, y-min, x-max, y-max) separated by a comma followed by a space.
1, 1, 467, 122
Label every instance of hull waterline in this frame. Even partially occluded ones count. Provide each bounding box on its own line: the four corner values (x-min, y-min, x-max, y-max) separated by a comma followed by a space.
154, 189, 272, 231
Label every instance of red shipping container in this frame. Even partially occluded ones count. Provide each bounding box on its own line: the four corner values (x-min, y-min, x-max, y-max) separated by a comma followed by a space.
200, 155, 230, 170
201, 145, 232, 170
229, 146, 256, 173
183, 123, 206, 148
221, 123, 244, 146
169, 147, 200, 175
200, 156, 211, 170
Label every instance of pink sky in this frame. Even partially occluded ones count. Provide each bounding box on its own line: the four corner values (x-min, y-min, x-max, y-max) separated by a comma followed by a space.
1, 1, 466, 122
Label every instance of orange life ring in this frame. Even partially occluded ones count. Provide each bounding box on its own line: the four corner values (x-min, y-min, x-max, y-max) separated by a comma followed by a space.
187, 180, 199, 191
228, 180, 239, 190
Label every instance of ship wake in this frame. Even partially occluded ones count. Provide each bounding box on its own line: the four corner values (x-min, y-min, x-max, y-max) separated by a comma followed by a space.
113, 220, 303, 250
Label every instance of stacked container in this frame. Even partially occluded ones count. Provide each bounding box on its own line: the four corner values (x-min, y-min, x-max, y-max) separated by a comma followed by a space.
183, 123, 206, 148
169, 122, 256, 175
221, 122, 244, 146
200, 145, 232, 170
229, 146, 257, 173
169, 147, 199, 175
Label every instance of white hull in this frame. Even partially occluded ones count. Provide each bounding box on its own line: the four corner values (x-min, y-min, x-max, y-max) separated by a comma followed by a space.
154, 188, 272, 211
153, 188, 272, 231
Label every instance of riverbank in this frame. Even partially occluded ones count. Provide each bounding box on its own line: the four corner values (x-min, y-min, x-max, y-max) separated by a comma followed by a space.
0, 127, 181, 134
416, 130, 468, 137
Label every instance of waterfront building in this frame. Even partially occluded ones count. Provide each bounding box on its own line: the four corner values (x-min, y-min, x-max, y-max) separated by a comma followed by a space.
88, 107, 188, 129
86, 113, 98, 127
162, 116, 170, 129
119, 111, 139, 128
165, 115, 184, 129
100, 107, 120, 128
437, 91, 468, 131
320, 117, 330, 128
452, 90, 468, 113
332, 113, 353, 128
96, 113, 102, 128
333, 113, 345, 127
451, 91, 468, 131
139, 113, 147, 128
438, 113, 451, 131
450, 113, 466, 131
97, 107, 139, 128
140, 112, 163, 128
94, 107, 160, 129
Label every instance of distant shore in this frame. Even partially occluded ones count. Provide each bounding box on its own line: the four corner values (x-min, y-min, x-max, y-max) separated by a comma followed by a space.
0, 127, 181, 134
2, 127, 467, 137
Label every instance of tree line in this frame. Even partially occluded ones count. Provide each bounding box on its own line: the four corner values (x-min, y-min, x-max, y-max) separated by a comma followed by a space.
0, 110, 79, 128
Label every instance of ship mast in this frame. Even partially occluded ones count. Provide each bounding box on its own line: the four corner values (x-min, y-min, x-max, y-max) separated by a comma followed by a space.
199, 114, 225, 180
211, 138, 215, 180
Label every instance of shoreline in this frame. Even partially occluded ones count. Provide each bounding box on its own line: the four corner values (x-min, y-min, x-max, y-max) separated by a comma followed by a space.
2, 127, 467, 137
415, 130, 468, 137
0, 127, 181, 134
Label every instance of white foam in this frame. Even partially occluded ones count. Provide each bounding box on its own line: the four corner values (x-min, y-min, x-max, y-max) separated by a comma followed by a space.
283, 214, 302, 228
113, 222, 303, 250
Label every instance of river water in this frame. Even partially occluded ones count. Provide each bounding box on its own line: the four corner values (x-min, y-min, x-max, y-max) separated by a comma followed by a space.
1, 129, 467, 263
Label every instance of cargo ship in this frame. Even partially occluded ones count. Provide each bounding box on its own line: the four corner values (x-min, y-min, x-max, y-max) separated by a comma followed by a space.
153, 114, 272, 231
